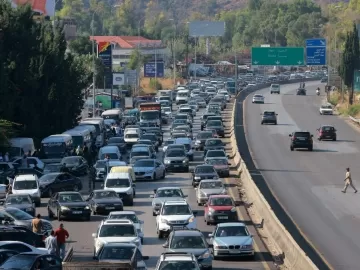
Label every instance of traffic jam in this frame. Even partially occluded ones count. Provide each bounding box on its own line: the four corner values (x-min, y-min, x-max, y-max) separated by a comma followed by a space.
0, 78, 256, 269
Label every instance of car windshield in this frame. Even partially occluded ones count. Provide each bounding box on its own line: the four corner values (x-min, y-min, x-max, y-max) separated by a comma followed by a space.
125, 133, 139, 139
95, 161, 106, 169
294, 132, 310, 138
156, 189, 182, 197
322, 126, 335, 131
44, 164, 61, 172
207, 159, 228, 165
197, 132, 212, 139
164, 140, 175, 146
141, 111, 159, 120
99, 224, 135, 237
5, 208, 33, 220
200, 181, 223, 189
6, 195, 32, 205
138, 140, 152, 145
94, 191, 118, 199
207, 121, 222, 127
170, 235, 206, 249
163, 107, 171, 112
62, 157, 80, 165
209, 197, 233, 206
141, 134, 156, 141
254, 95, 262, 98
263, 111, 275, 116
215, 226, 248, 237
59, 193, 84, 202
159, 261, 199, 270
131, 151, 149, 157
195, 166, 215, 174
108, 137, 125, 144
162, 205, 191, 215
206, 151, 225, 158
206, 140, 222, 146
108, 214, 138, 223
134, 160, 154, 167
39, 174, 56, 182
166, 150, 185, 157
100, 153, 119, 160
13, 180, 37, 190
321, 105, 332, 109
99, 246, 136, 260
106, 178, 130, 188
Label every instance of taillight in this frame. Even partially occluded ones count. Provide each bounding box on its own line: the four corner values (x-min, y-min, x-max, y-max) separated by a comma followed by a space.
292, 136, 296, 140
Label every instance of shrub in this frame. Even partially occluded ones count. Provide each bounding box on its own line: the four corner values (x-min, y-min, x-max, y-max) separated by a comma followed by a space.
149, 78, 162, 90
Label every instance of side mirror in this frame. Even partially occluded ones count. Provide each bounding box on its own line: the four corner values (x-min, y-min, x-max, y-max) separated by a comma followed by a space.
100, 184, 104, 188
193, 211, 198, 216
149, 195, 154, 198
311, 135, 314, 137
140, 220, 144, 224
132, 183, 136, 187
276, 114, 278, 115
162, 243, 169, 248
153, 189, 157, 193
208, 233, 213, 237
92, 233, 97, 238
260, 113, 263, 115
288, 134, 292, 137
235, 201, 241, 206
0, 201, 4, 205
204, 203, 208, 207
183, 195, 188, 198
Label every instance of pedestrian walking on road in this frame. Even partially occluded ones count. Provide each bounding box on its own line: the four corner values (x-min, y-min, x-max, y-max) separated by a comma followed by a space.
45, 230, 58, 255
55, 223, 69, 259
342, 168, 358, 193
32, 214, 43, 233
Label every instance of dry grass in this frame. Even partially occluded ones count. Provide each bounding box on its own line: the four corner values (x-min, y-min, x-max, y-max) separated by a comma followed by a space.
330, 91, 360, 118
140, 77, 187, 94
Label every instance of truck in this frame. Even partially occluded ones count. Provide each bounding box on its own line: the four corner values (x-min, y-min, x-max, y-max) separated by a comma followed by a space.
139, 102, 162, 127
125, 97, 134, 109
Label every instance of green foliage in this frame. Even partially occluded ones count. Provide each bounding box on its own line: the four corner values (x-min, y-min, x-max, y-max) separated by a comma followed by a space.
0, 1, 91, 141
149, 78, 162, 90
347, 104, 360, 116
68, 35, 92, 55
127, 49, 143, 70
0, 120, 20, 147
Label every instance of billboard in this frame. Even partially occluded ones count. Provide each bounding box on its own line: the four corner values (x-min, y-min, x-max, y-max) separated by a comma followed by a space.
189, 21, 225, 37
97, 42, 113, 88
112, 73, 125, 86
10, 0, 55, 16
144, 62, 164, 78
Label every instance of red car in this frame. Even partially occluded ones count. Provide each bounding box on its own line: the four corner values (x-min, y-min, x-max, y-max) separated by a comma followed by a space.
204, 195, 238, 225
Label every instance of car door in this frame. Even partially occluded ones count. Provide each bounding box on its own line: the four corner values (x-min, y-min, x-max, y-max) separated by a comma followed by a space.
62, 173, 75, 190
154, 160, 162, 177
43, 254, 62, 269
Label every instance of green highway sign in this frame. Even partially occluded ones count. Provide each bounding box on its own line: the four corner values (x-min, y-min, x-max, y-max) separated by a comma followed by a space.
251, 47, 304, 66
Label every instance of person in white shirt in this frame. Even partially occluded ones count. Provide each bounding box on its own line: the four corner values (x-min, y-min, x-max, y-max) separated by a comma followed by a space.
45, 230, 58, 255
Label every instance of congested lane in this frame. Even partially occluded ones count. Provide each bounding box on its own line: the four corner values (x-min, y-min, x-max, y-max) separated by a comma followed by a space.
244, 81, 360, 269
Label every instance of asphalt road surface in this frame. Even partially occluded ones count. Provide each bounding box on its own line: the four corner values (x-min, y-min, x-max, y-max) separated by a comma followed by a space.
243, 81, 360, 269
36, 99, 273, 270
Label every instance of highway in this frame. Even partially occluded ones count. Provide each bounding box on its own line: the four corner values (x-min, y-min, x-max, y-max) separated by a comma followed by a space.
241, 81, 360, 269
37, 99, 274, 270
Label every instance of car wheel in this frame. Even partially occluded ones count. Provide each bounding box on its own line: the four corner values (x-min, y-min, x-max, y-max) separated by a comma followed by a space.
290, 146, 294, 151
333, 137, 336, 141
152, 173, 156, 181
161, 170, 166, 179
157, 228, 163, 239
141, 238, 144, 245
274, 121, 277, 125
48, 207, 53, 219
261, 121, 264, 125
189, 156, 194, 161
318, 137, 322, 141
35, 201, 41, 207
129, 199, 134, 206
197, 201, 202, 206
73, 184, 79, 192
185, 167, 189, 173
308, 146, 313, 151
48, 188, 53, 197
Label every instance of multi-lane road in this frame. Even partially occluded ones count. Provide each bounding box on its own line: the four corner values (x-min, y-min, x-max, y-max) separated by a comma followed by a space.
241, 81, 360, 269
36, 99, 274, 270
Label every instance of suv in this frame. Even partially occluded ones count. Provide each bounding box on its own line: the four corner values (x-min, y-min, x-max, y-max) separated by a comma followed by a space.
270, 84, 280, 94
155, 252, 201, 270
12, 174, 41, 207
289, 131, 313, 151
92, 219, 142, 255
319, 104, 333, 115
317, 125, 337, 141
162, 228, 213, 270
156, 200, 197, 239
261, 111, 278, 125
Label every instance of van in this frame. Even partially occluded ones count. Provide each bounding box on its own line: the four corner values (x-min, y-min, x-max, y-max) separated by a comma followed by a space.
73, 124, 96, 141
9, 138, 35, 157
176, 90, 190, 105
104, 172, 136, 205
79, 118, 106, 147
12, 174, 41, 206
174, 137, 194, 161
40, 134, 73, 159
124, 129, 141, 145
98, 146, 121, 160
110, 166, 136, 182
62, 129, 91, 148
101, 109, 122, 122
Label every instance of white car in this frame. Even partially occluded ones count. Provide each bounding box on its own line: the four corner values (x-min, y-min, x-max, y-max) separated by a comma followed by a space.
162, 107, 172, 118
92, 219, 142, 255
0, 241, 48, 254
217, 90, 230, 101
156, 200, 197, 239
12, 174, 41, 207
252, 94, 265, 104
319, 104, 333, 115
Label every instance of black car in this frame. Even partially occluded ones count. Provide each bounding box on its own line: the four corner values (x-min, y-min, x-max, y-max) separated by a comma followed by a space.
0, 163, 15, 179
145, 127, 163, 146
140, 133, 159, 151
289, 131, 313, 151
201, 113, 216, 130
203, 138, 225, 155
194, 131, 214, 151
191, 165, 219, 187
317, 125, 337, 141
60, 156, 88, 176
43, 163, 62, 175
39, 172, 83, 197
107, 136, 127, 153
86, 190, 124, 215
205, 120, 225, 138
0, 249, 19, 264
0, 226, 45, 247
296, 88, 306, 95
47, 191, 91, 221
4, 194, 35, 217
0, 252, 62, 270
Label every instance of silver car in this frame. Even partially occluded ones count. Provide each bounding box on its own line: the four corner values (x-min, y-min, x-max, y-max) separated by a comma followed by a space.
133, 159, 166, 181
196, 180, 226, 206
150, 187, 188, 216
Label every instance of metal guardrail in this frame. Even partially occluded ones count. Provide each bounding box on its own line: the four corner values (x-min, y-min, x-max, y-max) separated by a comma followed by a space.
63, 246, 74, 263
349, 116, 360, 124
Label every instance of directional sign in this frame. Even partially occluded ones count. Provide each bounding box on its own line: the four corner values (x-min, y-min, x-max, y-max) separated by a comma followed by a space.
144, 62, 164, 78
306, 38, 326, 66
251, 47, 304, 66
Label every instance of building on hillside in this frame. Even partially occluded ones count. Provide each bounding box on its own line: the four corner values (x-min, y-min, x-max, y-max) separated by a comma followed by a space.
90, 36, 169, 69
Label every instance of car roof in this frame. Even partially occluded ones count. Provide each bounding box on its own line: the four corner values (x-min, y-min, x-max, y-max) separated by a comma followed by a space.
173, 230, 203, 236
57, 191, 82, 195
208, 194, 231, 198
103, 242, 136, 247
109, 211, 136, 215
14, 174, 38, 180
199, 179, 222, 183
217, 222, 246, 228
157, 187, 181, 191
163, 200, 188, 205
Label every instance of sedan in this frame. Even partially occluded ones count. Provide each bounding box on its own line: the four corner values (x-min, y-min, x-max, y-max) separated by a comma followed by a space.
163, 149, 189, 172
194, 97, 207, 108
317, 125, 337, 141
162, 139, 175, 153
252, 94, 265, 104
194, 131, 214, 151
107, 136, 127, 153
204, 138, 225, 155
205, 157, 230, 177
204, 195, 238, 225
196, 179, 226, 206
38, 172, 83, 197
191, 165, 219, 187
133, 159, 166, 181
86, 190, 124, 215
204, 150, 228, 163
150, 187, 187, 216
47, 191, 91, 221
171, 125, 192, 138
140, 133, 159, 151
60, 156, 89, 176
4, 194, 36, 217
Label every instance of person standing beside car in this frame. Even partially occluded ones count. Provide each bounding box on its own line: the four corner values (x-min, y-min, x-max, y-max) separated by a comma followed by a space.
55, 223, 69, 259
32, 214, 43, 233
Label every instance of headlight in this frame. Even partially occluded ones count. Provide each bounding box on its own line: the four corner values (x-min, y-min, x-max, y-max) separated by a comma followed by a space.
194, 176, 201, 180
221, 189, 227, 194
161, 218, 168, 223
60, 206, 69, 211
200, 191, 207, 197
188, 216, 195, 223
164, 160, 170, 164
199, 251, 211, 259
182, 159, 188, 163
155, 203, 161, 207
241, 245, 253, 250
196, 140, 201, 144
126, 189, 132, 195
146, 170, 154, 174
230, 207, 236, 212
85, 206, 90, 210
208, 208, 215, 214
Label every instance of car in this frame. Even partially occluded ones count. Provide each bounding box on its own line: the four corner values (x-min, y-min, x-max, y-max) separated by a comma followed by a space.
94, 160, 107, 182
206, 105, 221, 116
289, 131, 313, 151
140, 133, 160, 151
296, 88, 306, 95
107, 211, 144, 244
172, 118, 191, 129
163, 149, 189, 172
0, 249, 18, 264
204, 150, 228, 163
194, 131, 214, 151
205, 158, 230, 177
209, 222, 254, 259
319, 104, 334, 115
60, 156, 89, 176
261, 111, 278, 125
174, 138, 194, 161
150, 187, 188, 216
47, 191, 91, 221
203, 138, 225, 155
191, 165, 219, 187
201, 114, 216, 130
12, 174, 41, 207
155, 252, 201, 270
0, 252, 62, 268
92, 219, 142, 255
86, 190, 124, 215
321, 77, 327, 83
107, 136, 127, 153
0, 163, 15, 179
3, 194, 36, 217
171, 125, 192, 139
38, 172, 82, 197
205, 120, 225, 138
204, 195, 238, 225
105, 160, 127, 175
162, 139, 175, 153
317, 125, 337, 141
178, 106, 195, 117
129, 146, 152, 165
0, 208, 52, 234
133, 159, 166, 181
14, 168, 43, 179
11, 157, 44, 170
132, 144, 156, 159
189, 104, 199, 113
156, 200, 197, 239
162, 228, 213, 270
252, 94, 264, 104
42, 163, 62, 175
0, 241, 48, 254
196, 180, 226, 206
270, 84, 280, 94
0, 226, 46, 247
194, 97, 207, 108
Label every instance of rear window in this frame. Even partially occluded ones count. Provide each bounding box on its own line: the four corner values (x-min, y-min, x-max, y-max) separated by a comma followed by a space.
294, 132, 311, 138
271, 84, 280, 88
263, 112, 275, 116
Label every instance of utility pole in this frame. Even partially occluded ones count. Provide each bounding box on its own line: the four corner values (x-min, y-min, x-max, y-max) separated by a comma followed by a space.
194, 37, 197, 80
155, 44, 157, 85
91, 13, 96, 117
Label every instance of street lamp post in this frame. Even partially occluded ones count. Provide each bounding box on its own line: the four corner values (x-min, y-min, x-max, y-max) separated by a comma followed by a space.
91, 13, 96, 117
169, 19, 176, 87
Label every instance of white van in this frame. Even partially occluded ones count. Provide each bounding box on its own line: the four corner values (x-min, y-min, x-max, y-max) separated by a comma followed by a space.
12, 174, 41, 206
176, 90, 190, 105
98, 146, 121, 160
62, 129, 91, 148
9, 138, 35, 157
101, 109, 122, 122
124, 128, 141, 145
104, 172, 136, 206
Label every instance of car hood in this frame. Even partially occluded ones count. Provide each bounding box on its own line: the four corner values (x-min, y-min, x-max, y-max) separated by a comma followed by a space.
99, 237, 138, 244
134, 166, 155, 172
5, 203, 33, 209
321, 108, 333, 111
195, 173, 218, 179
213, 164, 229, 170
214, 236, 252, 246
162, 215, 193, 222
93, 198, 123, 204
59, 201, 89, 207
19, 219, 52, 231
164, 157, 187, 161
200, 188, 225, 195
209, 205, 234, 211
152, 197, 184, 205
167, 248, 208, 256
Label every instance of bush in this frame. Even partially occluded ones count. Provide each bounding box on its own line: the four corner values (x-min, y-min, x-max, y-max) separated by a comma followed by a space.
347, 104, 360, 117
328, 92, 340, 106
149, 78, 162, 90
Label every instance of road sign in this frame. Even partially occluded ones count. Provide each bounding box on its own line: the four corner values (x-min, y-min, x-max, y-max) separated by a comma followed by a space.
354, 70, 360, 92
144, 62, 164, 78
112, 73, 124, 86
251, 47, 304, 66
306, 38, 326, 66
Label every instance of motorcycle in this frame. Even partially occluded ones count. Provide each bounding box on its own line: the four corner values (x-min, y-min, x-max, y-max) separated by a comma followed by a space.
316, 89, 320, 96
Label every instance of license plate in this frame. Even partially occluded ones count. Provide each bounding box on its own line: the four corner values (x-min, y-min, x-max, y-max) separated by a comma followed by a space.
73, 211, 82, 214
229, 250, 240, 254
297, 138, 305, 141
172, 226, 184, 229
106, 207, 115, 210
218, 216, 228, 219
174, 165, 180, 167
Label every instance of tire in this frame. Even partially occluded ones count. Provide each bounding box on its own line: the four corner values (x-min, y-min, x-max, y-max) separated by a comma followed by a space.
73, 184, 79, 192
185, 167, 189, 173
141, 238, 144, 245
290, 146, 294, 151
318, 137, 322, 141
157, 228, 163, 239
161, 170, 165, 179
197, 200, 202, 206
86, 215, 91, 221
48, 188, 53, 198
308, 146, 313, 151
261, 121, 263, 125
274, 121, 277, 125
128, 199, 134, 206
189, 156, 194, 161
152, 212, 156, 216
48, 207, 53, 219
152, 173, 156, 181
333, 137, 336, 141
35, 201, 40, 207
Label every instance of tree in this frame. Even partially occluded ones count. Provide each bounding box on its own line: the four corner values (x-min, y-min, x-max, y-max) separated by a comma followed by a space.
68, 35, 92, 55
0, 120, 20, 147
127, 49, 143, 70
339, 22, 360, 105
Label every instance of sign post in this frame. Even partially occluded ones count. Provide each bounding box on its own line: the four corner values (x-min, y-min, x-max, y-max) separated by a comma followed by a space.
251, 47, 304, 66
306, 38, 326, 66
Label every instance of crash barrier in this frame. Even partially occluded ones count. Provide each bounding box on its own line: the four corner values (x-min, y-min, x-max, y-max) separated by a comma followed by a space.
349, 116, 360, 125
63, 247, 74, 263
229, 79, 321, 269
